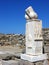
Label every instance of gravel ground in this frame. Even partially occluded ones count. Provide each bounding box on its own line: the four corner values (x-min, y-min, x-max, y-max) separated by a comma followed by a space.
0, 46, 23, 59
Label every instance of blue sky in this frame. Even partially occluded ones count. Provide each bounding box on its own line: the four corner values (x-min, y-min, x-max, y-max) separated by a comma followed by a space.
0, 0, 49, 34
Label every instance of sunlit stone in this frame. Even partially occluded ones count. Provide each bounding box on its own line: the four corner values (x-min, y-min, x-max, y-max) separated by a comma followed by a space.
21, 6, 48, 62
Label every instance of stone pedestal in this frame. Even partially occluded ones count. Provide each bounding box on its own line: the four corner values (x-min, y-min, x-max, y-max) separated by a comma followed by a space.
21, 54, 48, 62
21, 6, 48, 62
25, 20, 43, 55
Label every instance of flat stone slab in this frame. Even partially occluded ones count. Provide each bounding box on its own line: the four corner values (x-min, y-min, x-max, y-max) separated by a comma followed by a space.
36, 61, 43, 65
19, 60, 44, 65
19, 59, 49, 65
19, 60, 34, 65
2, 60, 19, 65
21, 53, 48, 62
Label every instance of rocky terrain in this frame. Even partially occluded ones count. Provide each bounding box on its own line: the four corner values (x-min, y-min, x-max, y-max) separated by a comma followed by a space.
0, 34, 25, 46
43, 28, 49, 45
0, 28, 49, 65
0, 28, 49, 46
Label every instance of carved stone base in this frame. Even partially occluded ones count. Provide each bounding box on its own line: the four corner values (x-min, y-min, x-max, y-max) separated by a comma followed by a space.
21, 54, 48, 62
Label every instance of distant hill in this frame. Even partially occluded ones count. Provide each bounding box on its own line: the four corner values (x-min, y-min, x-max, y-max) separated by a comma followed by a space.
0, 28, 49, 46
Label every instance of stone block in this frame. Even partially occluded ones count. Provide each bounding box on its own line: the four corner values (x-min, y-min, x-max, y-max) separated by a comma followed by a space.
21, 53, 48, 62
44, 45, 49, 53
43, 60, 48, 65
19, 60, 24, 65
47, 53, 49, 59
2, 60, 19, 65
19, 60, 34, 65
36, 61, 43, 65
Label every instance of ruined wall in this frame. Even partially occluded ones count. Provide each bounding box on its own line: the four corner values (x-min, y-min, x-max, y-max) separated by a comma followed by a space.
42, 28, 49, 59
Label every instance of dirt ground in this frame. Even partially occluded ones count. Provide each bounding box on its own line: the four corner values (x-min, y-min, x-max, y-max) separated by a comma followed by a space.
0, 46, 23, 53
0, 46, 49, 65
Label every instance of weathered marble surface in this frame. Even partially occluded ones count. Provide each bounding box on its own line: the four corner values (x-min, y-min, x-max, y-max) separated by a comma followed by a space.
25, 6, 38, 19
26, 20, 43, 55
21, 54, 48, 62
21, 6, 48, 62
